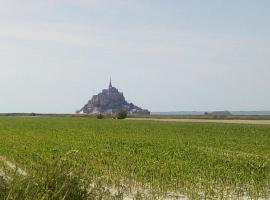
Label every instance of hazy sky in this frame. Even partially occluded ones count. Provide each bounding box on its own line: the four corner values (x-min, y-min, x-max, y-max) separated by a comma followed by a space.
0, 0, 269, 113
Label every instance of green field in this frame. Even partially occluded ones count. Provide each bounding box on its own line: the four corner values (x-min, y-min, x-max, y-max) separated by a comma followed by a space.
0, 116, 270, 199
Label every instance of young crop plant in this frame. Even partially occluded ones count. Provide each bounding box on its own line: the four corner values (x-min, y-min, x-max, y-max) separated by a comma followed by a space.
0, 116, 269, 199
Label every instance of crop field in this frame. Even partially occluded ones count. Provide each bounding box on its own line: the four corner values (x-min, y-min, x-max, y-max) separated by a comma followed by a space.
0, 116, 270, 199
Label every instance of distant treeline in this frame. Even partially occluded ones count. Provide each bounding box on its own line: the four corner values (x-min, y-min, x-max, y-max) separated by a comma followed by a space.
153, 111, 270, 116
129, 114, 270, 120
0, 113, 91, 117
1, 113, 270, 120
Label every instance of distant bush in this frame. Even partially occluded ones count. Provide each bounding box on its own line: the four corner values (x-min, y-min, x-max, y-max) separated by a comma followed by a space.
96, 114, 104, 119
116, 110, 127, 119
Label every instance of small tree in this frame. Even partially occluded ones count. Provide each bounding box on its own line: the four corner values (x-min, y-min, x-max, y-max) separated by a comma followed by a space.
116, 110, 127, 119
96, 113, 104, 119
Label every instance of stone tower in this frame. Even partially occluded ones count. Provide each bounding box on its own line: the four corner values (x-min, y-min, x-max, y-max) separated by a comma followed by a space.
109, 78, 112, 89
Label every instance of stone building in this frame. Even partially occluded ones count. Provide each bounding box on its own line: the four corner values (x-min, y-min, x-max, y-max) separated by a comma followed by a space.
77, 79, 150, 115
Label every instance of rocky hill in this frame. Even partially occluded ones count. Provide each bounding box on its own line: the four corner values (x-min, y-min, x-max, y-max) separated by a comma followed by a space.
77, 80, 150, 115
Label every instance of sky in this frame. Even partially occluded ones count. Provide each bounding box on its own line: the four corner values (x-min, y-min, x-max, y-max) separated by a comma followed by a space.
0, 0, 269, 113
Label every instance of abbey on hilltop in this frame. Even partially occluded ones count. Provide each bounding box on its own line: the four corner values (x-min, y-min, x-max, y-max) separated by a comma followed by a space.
76, 79, 150, 115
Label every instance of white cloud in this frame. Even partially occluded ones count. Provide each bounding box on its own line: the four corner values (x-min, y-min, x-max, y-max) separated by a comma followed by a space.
0, 0, 269, 63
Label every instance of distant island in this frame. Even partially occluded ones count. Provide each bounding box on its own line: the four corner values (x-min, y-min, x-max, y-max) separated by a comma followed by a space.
76, 79, 150, 115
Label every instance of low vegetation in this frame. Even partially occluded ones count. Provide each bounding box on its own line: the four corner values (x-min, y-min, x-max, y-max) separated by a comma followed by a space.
115, 110, 128, 119
128, 114, 270, 120
96, 113, 105, 119
0, 116, 270, 199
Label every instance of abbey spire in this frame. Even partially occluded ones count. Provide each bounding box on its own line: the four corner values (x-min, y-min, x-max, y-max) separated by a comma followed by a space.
109, 77, 112, 89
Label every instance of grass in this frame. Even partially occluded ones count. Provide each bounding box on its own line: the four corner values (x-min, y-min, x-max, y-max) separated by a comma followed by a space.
0, 116, 270, 199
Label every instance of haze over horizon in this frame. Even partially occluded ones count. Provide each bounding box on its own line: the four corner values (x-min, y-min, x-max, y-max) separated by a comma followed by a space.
0, 0, 270, 113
